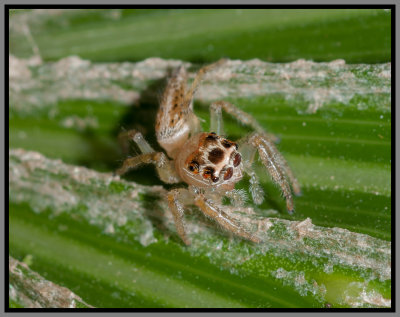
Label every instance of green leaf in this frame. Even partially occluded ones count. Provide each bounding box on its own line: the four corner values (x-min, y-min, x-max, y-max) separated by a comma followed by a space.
10, 9, 390, 63
9, 9, 391, 309
9, 256, 93, 308
9, 149, 390, 308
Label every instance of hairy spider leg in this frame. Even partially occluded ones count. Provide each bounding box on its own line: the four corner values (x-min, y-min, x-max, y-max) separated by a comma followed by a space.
248, 133, 299, 213
194, 192, 261, 243
272, 147, 301, 196
116, 131, 180, 184
209, 102, 225, 136
167, 188, 193, 245
183, 59, 227, 108
209, 101, 279, 142
117, 129, 137, 154
248, 133, 301, 197
168, 186, 260, 245
236, 139, 265, 205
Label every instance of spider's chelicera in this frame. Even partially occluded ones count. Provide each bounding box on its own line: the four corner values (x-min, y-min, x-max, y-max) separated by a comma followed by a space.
117, 60, 301, 245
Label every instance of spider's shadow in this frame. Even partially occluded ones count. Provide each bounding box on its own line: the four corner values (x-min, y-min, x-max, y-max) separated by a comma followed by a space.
75, 76, 169, 185
111, 77, 168, 187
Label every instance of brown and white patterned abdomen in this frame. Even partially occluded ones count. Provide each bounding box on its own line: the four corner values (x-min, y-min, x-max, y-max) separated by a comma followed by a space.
156, 66, 197, 158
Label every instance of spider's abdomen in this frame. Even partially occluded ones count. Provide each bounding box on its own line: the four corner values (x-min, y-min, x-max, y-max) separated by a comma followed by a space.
156, 66, 198, 159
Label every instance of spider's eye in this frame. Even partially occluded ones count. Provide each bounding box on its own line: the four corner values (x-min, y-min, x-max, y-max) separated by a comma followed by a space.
206, 133, 218, 140
233, 153, 241, 167
188, 160, 199, 173
224, 167, 233, 180
221, 140, 232, 148
202, 166, 214, 179
221, 139, 238, 150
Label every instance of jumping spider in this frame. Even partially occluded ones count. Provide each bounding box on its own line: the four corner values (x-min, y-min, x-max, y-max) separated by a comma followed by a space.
117, 60, 301, 245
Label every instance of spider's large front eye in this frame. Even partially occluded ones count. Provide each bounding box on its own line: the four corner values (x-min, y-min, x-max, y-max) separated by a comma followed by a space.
203, 166, 215, 179
206, 132, 218, 140
233, 153, 241, 167
188, 160, 199, 173
211, 175, 219, 183
224, 167, 233, 180
221, 139, 237, 149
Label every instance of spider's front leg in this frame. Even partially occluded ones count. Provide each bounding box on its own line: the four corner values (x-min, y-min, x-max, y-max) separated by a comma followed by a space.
194, 191, 261, 243
167, 187, 260, 245
242, 133, 301, 213
116, 131, 180, 184
167, 188, 193, 245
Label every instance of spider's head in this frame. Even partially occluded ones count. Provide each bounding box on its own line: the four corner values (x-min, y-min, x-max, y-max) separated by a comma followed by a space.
176, 132, 243, 190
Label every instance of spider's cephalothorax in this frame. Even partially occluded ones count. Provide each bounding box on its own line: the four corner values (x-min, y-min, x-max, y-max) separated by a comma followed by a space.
117, 60, 301, 245
175, 132, 242, 191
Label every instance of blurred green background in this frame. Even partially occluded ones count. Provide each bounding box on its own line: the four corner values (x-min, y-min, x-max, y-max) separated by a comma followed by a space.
10, 9, 391, 63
